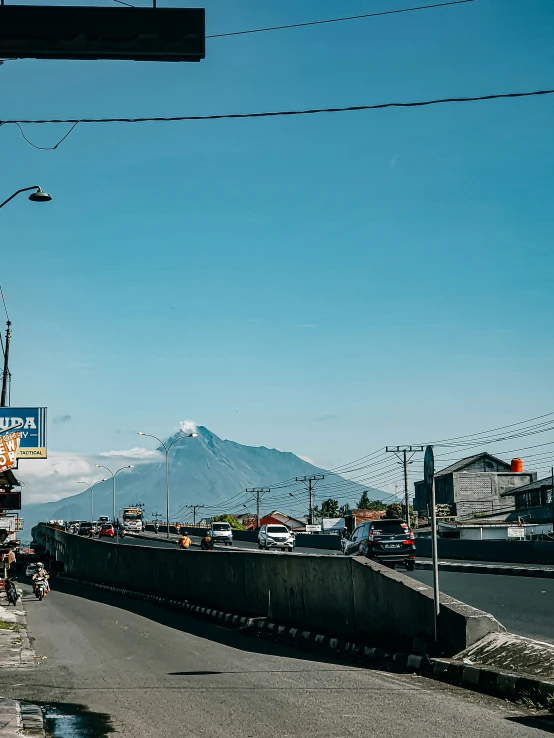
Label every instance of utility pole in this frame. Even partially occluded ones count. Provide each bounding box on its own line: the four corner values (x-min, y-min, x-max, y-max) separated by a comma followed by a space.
386, 446, 424, 527
0, 320, 11, 408
184, 504, 205, 525
245, 488, 270, 528
295, 475, 325, 525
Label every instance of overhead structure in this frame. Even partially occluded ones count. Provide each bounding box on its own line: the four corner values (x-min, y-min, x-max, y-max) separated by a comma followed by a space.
0, 5, 205, 62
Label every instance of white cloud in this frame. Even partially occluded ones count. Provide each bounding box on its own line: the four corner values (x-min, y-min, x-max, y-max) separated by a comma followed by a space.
298, 455, 316, 465
18, 452, 100, 505
179, 419, 198, 435
100, 447, 163, 460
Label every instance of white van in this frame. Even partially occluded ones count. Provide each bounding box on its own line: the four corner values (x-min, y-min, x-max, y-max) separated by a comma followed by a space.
208, 522, 233, 546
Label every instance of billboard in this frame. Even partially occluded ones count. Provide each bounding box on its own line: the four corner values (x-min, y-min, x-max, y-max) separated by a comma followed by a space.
0, 433, 21, 473
0, 408, 47, 459
0, 6, 205, 62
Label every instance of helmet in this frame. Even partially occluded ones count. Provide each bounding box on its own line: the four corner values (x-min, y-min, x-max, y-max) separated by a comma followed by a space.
37, 562, 43, 568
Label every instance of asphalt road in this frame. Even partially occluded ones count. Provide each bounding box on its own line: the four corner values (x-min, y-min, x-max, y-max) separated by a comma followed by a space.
408, 569, 554, 645
1, 580, 551, 738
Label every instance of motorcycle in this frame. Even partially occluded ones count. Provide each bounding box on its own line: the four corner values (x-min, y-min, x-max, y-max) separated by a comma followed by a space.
34, 577, 47, 601
5, 578, 18, 606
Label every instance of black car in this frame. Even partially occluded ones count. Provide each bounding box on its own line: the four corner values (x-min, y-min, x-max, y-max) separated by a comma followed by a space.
77, 522, 94, 536
342, 519, 416, 570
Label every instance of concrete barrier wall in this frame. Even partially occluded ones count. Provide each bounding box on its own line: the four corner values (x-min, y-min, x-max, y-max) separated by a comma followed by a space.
416, 538, 554, 565
41, 526, 503, 655
295, 534, 342, 550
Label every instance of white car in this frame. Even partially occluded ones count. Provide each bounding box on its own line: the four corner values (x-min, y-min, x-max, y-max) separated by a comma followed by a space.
208, 522, 233, 546
26, 563, 38, 577
258, 524, 295, 552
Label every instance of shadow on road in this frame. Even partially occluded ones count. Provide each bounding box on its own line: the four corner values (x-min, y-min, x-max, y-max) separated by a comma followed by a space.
49, 577, 367, 669
505, 715, 554, 734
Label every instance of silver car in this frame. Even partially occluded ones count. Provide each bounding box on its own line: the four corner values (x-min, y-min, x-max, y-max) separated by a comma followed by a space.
258, 524, 295, 552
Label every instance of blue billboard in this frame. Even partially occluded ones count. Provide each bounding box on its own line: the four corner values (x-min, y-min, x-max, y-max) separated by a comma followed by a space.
0, 408, 47, 459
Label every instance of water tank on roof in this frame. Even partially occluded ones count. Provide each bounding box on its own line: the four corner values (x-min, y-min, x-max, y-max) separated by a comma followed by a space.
511, 458, 523, 473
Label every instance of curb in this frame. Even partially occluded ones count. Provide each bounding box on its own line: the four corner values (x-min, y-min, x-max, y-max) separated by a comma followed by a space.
415, 561, 554, 578
60, 575, 554, 709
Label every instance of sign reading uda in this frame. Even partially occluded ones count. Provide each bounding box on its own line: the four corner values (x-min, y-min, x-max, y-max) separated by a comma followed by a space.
0, 408, 47, 459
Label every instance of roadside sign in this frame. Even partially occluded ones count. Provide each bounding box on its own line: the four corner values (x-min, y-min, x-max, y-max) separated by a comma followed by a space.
0, 433, 20, 473
305, 524, 321, 533
424, 445, 434, 501
425, 444, 440, 644
0, 408, 47, 459
507, 526, 525, 538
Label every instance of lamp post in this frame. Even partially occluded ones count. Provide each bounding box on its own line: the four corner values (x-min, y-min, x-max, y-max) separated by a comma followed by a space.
0, 185, 52, 406
0, 185, 52, 210
76, 478, 106, 521
95, 464, 134, 523
138, 430, 198, 539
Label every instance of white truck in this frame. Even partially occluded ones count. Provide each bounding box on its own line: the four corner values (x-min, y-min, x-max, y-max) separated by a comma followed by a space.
119, 507, 144, 532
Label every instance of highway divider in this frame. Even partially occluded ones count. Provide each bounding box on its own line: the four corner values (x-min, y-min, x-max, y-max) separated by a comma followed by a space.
36, 525, 502, 656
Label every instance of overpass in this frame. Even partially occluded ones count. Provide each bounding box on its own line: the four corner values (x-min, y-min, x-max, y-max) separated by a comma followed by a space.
33, 523, 503, 656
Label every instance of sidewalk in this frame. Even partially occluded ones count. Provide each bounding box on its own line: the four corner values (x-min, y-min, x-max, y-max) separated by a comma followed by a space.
0, 588, 45, 737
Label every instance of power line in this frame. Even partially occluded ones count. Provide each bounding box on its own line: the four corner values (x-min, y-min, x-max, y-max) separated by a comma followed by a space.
206, 1, 474, 39
4, 88, 554, 129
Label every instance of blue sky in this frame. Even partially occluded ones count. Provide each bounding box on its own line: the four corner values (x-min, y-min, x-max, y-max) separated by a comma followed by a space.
2, 0, 554, 498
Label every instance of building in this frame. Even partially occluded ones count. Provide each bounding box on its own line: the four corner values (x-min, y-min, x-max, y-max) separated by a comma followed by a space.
500, 475, 554, 526
413, 452, 536, 519
258, 510, 306, 531
321, 518, 345, 535
343, 508, 386, 534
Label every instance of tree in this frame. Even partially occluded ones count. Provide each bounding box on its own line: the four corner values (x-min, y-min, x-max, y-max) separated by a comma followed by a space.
320, 498, 340, 518
385, 502, 403, 519
366, 500, 386, 512
357, 491, 372, 509
386, 503, 416, 528
209, 514, 245, 531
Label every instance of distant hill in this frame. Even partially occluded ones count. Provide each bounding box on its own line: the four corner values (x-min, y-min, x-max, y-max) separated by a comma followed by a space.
22, 426, 385, 535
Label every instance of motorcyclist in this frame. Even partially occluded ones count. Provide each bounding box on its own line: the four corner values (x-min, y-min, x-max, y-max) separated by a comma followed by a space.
32, 562, 50, 595
178, 531, 192, 549
5, 577, 18, 606
200, 533, 214, 551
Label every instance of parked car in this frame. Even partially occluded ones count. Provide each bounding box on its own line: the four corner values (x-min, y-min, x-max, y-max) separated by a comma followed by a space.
26, 563, 38, 577
258, 524, 295, 552
99, 523, 115, 538
208, 522, 233, 546
77, 522, 94, 536
342, 519, 416, 570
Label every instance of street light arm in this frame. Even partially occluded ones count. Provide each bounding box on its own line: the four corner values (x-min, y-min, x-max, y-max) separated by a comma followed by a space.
114, 465, 134, 477
138, 432, 167, 453
166, 432, 197, 451
95, 464, 113, 476
0, 186, 44, 209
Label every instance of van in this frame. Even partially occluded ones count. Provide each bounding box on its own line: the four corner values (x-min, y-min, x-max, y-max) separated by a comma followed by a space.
208, 522, 233, 546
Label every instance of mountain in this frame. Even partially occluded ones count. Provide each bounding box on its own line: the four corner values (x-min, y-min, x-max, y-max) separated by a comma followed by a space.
21, 426, 385, 535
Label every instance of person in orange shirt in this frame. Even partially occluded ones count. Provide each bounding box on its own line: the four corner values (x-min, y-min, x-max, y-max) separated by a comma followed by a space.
178, 531, 192, 549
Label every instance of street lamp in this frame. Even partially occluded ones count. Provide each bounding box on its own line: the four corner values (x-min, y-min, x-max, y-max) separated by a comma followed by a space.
0, 185, 52, 210
76, 478, 106, 521
95, 464, 134, 522
138, 430, 198, 539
